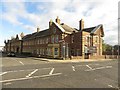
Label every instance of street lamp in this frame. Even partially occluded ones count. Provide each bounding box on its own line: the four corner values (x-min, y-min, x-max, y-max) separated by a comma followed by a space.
118, 18, 120, 59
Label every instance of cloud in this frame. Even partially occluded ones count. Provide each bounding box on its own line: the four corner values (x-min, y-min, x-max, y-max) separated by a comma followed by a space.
1, 0, 119, 45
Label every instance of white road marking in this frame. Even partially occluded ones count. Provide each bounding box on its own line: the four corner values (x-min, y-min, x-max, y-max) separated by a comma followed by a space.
19, 61, 24, 65
76, 64, 99, 67
72, 66, 75, 71
95, 67, 105, 69
106, 66, 112, 68
3, 67, 51, 73
76, 65, 84, 67
0, 73, 62, 83
4, 82, 12, 85
86, 65, 93, 70
88, 64, 99, 65
85, 66, 113, 71
26, 69, 38, 77
49, 68, 54, 75
108, 84, 113, 88
0, 72, 7, 76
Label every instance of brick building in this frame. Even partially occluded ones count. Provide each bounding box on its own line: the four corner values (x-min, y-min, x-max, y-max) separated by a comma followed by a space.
4, 16, 104, 59
4, 33, 23, 54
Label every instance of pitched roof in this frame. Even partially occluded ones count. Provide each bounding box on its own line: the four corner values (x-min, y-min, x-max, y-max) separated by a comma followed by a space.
22, 34, 32, 40
60, 23, 78, 34
82, 27, 96, 33
53, 21, 65, 33
22, 29, 49, 40
35, 29, 49, 38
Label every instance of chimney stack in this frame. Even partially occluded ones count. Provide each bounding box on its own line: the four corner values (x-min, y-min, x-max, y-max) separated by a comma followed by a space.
37, 27, 40, 32
79, 19, 84, 30
20, 32, 24, 38
49, 19, 53, 28
4, 40, 6, 44
55, 16, 60, 24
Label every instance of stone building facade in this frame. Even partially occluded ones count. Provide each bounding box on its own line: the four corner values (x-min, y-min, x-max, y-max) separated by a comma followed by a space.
4, 16, 104, 59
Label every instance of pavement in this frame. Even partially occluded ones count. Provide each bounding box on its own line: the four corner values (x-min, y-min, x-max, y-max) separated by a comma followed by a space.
0, 56, 119, 89
34, 57, 117, 62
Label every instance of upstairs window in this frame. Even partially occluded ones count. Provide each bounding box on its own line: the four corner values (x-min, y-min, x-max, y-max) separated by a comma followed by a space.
55, 35, 59, 43
51, 36, 54, 43
71, 35, 74, 43
95, 36, 98, 43
46, 38, 48, 44
53, 28, 56, 34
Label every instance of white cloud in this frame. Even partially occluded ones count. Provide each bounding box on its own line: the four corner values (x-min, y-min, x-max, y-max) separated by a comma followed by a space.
1, 0, 119, 45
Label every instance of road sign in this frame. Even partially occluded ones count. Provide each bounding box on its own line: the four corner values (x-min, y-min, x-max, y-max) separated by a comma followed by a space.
89, 46, 97, 53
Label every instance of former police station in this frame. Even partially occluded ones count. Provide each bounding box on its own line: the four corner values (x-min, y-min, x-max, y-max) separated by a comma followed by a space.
4, 16, 104, 60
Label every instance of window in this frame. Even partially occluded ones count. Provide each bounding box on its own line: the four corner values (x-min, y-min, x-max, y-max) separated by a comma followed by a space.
54, 28, 56, 33
95, 36, 98, 43
87, 37, 89, 43
55, 35, 59, 43
46, 38, 48, 44
42, 39, 44, 44
37, 39, 39, 44
43, 49, 44, 55
54, 48, 58, 55
40, 39, 42, 44
51, 36, 54, 43
71, 35, 74, 43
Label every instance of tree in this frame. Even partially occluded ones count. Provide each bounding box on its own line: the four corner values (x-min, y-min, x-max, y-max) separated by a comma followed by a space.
102, 40, 112, 55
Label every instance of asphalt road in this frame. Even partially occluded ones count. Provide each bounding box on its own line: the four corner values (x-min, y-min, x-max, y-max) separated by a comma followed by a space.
0, 57, 119, 89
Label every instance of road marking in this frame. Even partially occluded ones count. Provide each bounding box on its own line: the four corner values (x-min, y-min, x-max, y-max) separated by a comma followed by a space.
95, 67, 105, 69
26, 69, 38, 77
76, 64, 99, 67
0, 73, 62, 83
106, 66, 112, 68
14, 59, 24, 65
2, 67, 51, 73
75, 65, 84, 67
108, 85, 113, 88
19, 61, 24, 65
0, 72, 7, 76
49, 68, 54, 75
85, 66, 113, 71
88, 64, 99, 65
4, 82, 12, 85
72, 66, 75, 71
86, 65, 93, 70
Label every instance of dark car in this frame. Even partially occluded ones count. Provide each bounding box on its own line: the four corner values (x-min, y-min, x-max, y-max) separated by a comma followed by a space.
7, 52, 16, 57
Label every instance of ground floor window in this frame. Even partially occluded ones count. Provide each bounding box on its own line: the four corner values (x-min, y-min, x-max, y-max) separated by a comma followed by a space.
54, 48, 58, 55
47, 48, 52, 56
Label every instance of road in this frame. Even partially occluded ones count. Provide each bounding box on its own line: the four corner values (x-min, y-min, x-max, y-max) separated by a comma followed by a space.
0, 57, 119, 89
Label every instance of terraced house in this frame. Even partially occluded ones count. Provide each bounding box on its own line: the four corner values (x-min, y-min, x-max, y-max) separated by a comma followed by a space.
4, 16, 104, 59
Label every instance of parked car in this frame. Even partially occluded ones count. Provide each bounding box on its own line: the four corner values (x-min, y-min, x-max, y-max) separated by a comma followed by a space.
7, 52, 16, 57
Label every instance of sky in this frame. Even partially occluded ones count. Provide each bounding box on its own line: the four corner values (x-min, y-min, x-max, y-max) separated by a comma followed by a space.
0, 0, 119, 47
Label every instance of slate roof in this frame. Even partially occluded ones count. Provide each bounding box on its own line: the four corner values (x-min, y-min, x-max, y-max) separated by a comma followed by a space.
22, 22, 104, 41
82, 27, 96, 33
22, 29, 49, 40
22, 34, 32, 40
35, 29, 49, 38
82, 24, 104, 36
60, 23, 78, 33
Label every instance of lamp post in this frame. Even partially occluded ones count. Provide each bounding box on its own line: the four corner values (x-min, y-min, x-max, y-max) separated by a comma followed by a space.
118, 18, 120, 59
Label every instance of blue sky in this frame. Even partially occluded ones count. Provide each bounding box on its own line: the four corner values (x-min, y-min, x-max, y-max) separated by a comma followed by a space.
0, 0, 119, 48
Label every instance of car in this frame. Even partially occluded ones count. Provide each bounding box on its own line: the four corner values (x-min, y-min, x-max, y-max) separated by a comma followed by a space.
7, 52, 16, 57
